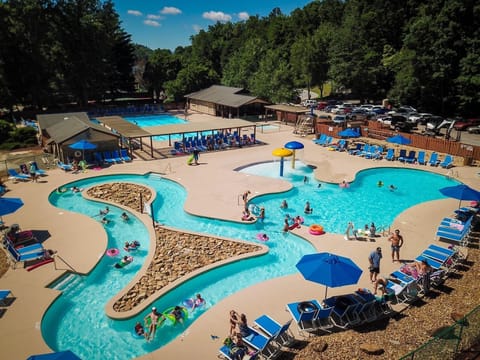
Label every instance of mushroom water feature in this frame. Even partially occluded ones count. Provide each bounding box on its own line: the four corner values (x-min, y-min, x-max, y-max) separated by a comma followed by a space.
272, 148, 293, 177
284, 141, 304, 169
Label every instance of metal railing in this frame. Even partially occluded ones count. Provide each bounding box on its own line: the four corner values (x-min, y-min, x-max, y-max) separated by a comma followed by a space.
399, 304, 480, 359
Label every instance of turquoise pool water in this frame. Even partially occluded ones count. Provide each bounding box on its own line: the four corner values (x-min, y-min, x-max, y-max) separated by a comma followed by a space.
123, 114, 190, 142
42, 165, 457, 359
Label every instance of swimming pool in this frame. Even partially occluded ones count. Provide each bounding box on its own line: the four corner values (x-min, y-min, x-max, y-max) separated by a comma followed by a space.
42, 165, 458, 359
123, 114, 189, 142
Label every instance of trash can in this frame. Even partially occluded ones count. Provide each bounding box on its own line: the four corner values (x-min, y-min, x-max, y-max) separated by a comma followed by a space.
463, 156, 473, 166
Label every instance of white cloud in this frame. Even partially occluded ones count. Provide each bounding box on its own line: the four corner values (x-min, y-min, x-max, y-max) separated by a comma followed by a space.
161, 6, 182, 15
127, 10, 142, 17
238, 12, 250, 21
144, 20, 161, 27
146, 14, 162, 20
192, 24, 202, 33
203, 11, 232, 22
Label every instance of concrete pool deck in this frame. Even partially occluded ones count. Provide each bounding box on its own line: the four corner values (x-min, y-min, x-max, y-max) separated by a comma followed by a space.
0, 113, 479, 359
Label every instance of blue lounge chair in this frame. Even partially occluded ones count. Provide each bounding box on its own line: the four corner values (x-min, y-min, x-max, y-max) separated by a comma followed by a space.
417, 151, 426, 165
0, 290, 12, 306
6, 243, 46, 269
94, 152, 104, 165
7, 169, 31, 181
120, 149, 132, 162
254, 315, 295, 347
56, 161, 73, 171
111, 150, 123, 163
12, 243, 43, 254
322, 295, 362, 328
287, 300, 321, 335
397, 149, 407, 162
243, 328, 282, 360
348, 143, 363, 155
358, 144, 371, 157
440, 155, 454, 168
314, 134, 327, 145
436, 229, 469, 246
400, 150, 416, 163
103, 152, 116, 164
385, 148, 395, 161
429, 152, 439, 166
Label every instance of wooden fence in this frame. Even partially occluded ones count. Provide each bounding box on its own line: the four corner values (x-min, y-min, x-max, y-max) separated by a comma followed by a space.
315, 121, 480, 165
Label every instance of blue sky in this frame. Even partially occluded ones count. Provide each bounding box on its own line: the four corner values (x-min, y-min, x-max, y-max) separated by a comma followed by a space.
113, 1, 313, 50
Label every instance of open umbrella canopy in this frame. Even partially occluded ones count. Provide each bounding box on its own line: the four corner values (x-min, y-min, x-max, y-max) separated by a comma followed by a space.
387, 134, 411, 145
0, 197, 24, 216
440, 184, 480, 207
296, 252, 363, 299
272, 148, 293, 157
338, 128, 360, 138
284, 141, 304, 150
27, 350, 81, 360
68, 139, 97, 151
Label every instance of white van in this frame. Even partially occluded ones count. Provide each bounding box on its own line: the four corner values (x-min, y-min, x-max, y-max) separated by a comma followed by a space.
302, 99, 318, 107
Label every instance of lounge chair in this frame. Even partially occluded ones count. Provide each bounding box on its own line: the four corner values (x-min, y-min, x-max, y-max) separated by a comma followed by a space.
428, 152, 439, 166
243, 327, 282, 359
94, 152, 105, 165
6, 242, 46, 269
348, 143, 363, 155
111, 150, 123, 163
254, 315, 295, 347
401, 150, 416, 163
56, 161, 73, 171
440, 155, 454, 168
0, 290, 13, 306
397, 149, 407, 162
7, 169, 31, 181
103, 152, 116, 164
385, 148, 395, 161
286, 299, 326, 335
385, 278, 420, 305
322, 295, 362, 328
357, 144, 371, 157
31, 161, 47, 176
417, 151, 426, 165
10, 242, 43, 254
120, 149, 132, 162
427, 244, 465, 263
314, 134, 327, 145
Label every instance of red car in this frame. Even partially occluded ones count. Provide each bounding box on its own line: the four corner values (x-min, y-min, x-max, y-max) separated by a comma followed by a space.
454, 118, 480, 131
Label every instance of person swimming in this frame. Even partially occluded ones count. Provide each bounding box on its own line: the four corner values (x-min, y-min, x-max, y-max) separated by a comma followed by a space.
377, 181, 384, 187
389, 185, 397, 191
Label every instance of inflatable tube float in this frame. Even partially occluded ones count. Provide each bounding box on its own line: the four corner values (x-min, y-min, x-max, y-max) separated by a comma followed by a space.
256, 233, 269, 241
106, 248, 119, 257
309, 224, 325, 235
297, 301, 319, 314
187, 154, 194, 165
114, 256, 133, 268
26, 258, 54, 272
183, 298, 206, 310
162, 306, 188, 324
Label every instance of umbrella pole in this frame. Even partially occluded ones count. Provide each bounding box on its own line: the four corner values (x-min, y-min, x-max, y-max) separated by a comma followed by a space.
292, 150, 296, 169
280, 157, 284, 177
324, 286, 328, 300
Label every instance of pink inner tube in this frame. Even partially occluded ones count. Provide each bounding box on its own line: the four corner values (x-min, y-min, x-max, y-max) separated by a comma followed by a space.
256, 233, 269, 241
106, 248, 120, 257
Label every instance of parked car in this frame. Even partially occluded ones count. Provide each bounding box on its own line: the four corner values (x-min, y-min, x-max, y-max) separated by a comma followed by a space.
302, 99, 318, 107
453, 118, 480, 131
467, 125, 480, 134
389, 115, 413, 132
409, 113, 433, 124
332, 115, 349, 124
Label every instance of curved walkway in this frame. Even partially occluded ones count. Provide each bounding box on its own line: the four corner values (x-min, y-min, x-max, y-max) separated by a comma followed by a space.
0, 116, 478, 359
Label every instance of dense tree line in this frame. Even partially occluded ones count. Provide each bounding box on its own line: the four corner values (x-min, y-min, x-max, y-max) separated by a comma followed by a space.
0, 0, 135, 111
0, 0, 478, 117
144, 0, 479, 116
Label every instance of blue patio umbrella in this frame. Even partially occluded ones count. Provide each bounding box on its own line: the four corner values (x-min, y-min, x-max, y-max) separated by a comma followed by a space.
284, 141, 304, 169
69, 139, 97, 160
0, 197, 24, 216
296, 252, 363, 299
27, 350, 81, 360
337, 128, 360, 138
439, 184, 480, 207
387, 134, 411, 145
